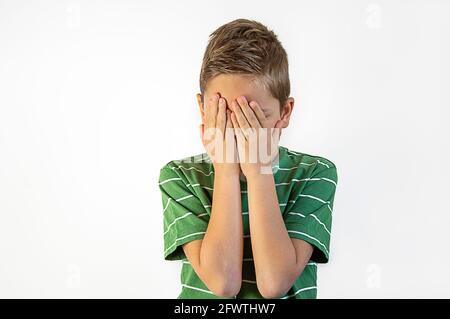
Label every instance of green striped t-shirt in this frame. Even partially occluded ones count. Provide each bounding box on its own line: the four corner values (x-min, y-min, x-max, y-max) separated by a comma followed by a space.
158, 145, 338, 299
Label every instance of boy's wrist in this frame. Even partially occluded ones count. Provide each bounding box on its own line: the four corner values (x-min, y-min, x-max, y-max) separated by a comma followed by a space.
213, 164, 240, 177
244, 168, 274, 183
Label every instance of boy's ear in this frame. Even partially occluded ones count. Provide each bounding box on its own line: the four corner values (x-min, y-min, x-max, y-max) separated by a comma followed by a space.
196, 93, 205, 124
279, 97, 295, 128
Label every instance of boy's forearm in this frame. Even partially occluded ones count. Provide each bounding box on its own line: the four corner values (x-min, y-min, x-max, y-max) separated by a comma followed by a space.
199, 169, 243, 294
247, 173, 297, 298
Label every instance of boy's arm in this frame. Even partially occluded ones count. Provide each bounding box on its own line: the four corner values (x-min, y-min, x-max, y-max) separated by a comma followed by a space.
183, 169, 243, 297
183, 94, 243, 297
246, 173, 313, 299
229, 96, 313, 299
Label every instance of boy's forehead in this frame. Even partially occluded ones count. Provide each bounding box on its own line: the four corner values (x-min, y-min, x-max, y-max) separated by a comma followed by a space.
206, 74, 276, 110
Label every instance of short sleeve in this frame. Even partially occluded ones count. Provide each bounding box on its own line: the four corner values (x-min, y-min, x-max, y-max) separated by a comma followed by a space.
158, 163, 209, 261
284, 163, 338, 263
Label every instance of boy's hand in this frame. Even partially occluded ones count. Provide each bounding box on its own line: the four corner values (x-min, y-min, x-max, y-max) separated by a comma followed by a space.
200, 93, 240, 175
229, 96, 282, 178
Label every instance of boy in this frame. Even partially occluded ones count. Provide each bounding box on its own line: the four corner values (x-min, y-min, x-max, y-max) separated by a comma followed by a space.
158, 18, 338, 299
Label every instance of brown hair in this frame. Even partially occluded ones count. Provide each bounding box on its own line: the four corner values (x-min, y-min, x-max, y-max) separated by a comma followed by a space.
199, 18, 290, 111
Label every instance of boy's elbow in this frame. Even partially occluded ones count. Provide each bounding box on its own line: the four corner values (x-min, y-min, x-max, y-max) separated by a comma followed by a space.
258, 285, 286, 299
209, 273, 242, 298
216, 280, 241, 298
257, 275, 292, 299
258, 282, 289, 299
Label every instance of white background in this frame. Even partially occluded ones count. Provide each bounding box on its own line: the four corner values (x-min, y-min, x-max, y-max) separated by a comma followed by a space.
1, 0, 449, 298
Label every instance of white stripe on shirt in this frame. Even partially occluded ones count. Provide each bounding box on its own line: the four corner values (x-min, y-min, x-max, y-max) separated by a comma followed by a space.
159, 177, 182, 185
287, 230, 329, 256
288, 212, 331, 235
281, 286, 317, 299
164, 231, 206, 255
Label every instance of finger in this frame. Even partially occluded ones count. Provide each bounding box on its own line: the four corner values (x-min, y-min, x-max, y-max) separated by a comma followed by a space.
237, 96, 261, 128
216, 97, 226, 139
230, 112, 246, 162
231, 111, 246, 143
225, 110, 237, 163
231, 100, 251, 140
249, 100, 267, 127
226, 109, 232, 129
205, 93, 219, 129
225, 109, 233, 140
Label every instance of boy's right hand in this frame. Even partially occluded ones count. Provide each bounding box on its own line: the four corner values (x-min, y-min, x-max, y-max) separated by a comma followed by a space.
200, 93, 240, 176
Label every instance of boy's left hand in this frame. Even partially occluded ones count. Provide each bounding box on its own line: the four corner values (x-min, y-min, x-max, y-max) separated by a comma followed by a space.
229, 96, 282, 178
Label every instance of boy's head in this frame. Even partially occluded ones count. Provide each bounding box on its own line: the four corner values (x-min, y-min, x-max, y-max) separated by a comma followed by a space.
196, 18, 294, 131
